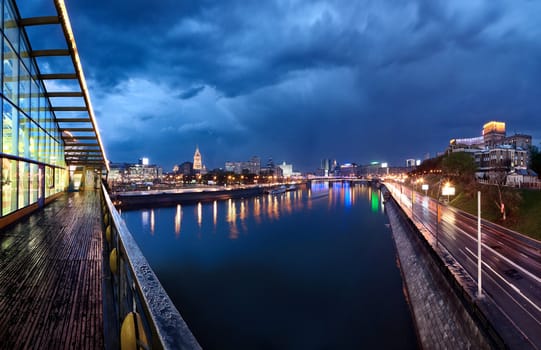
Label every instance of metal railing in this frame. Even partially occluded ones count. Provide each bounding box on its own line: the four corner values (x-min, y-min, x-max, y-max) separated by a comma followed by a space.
100, 182, 201, 349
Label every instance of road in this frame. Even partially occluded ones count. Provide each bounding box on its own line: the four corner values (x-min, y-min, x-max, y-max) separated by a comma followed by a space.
385, 182, 541, 348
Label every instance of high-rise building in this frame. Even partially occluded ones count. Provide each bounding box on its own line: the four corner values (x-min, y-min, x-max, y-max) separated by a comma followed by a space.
320, 159, 331, 176
193, 146, 202, 171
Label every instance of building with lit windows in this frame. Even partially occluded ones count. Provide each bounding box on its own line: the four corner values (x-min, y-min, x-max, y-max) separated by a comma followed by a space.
449, 121, 532, 173
225, 156, 261, 175
1, 0, 108, 228
108, 160, 162, 187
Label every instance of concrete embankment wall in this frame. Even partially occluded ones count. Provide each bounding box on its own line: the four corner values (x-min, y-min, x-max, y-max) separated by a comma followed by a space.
385, 194, 493, 349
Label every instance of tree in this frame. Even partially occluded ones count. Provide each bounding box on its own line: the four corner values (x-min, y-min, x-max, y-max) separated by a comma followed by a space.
530, 145, 541, 176
442, 152, 477, 182
487, 169, 521, 222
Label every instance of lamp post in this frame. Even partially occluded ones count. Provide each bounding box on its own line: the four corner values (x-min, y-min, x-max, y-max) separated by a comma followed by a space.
477, 190, 483, 298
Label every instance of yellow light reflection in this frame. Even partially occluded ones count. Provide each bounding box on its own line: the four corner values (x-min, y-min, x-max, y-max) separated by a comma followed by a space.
266, 195, 273, 219
197, 202, 202, 227
213, 201, 217, 228
253, 197, 261, 224
174, 204, 182, 236
273, 196, 280, 219
227, 199, 238, 239
240, 201, 246, 221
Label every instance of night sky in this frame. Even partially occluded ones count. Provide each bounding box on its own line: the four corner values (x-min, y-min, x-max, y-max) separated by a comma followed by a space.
19, 1, 541, 171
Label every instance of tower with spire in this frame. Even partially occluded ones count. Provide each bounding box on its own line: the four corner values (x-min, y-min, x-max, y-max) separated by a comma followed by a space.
193, 145, 202, 171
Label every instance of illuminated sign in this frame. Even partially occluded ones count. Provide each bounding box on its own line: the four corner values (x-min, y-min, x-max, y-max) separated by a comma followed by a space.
442, 186, 455, 196
421, 184, 429, 191
381, 162, 388, 168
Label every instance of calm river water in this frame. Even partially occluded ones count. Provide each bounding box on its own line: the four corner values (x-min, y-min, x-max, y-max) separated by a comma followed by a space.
122, 181, 418, 349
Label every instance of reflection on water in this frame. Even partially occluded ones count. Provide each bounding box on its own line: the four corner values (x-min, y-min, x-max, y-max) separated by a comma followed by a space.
175, 204, 182, 235
121, 181, 417, 350
213, 201, 217, 228
130, 182, 386, 239
370, 186, 379, 213
197, 202, 202, 228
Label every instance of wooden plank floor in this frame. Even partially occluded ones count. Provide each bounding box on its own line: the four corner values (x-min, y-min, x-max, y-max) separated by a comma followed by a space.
0, 191, 104, 349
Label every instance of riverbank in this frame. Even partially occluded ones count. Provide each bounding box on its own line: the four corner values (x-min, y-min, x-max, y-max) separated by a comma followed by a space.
384, 190, 492, 349
112, 185, 282, 210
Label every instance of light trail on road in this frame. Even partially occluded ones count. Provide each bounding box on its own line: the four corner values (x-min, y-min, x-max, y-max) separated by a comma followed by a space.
384, 181, 541, 348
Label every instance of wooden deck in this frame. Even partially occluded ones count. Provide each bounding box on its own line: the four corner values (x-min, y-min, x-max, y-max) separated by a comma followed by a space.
0, 190, 104, 349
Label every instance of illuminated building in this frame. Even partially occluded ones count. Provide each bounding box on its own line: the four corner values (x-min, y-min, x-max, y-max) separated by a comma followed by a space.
482, 121, 506, 148
175, 161, 193, 176
448, 121, 532, 173
1, 0, 107, 228
475, 146, 528, 170
321, 159, 331, 176
225, 156, 260, 175
405, 159, 416, 167
108, 161, 163, 186
450, 121, 531, 152
340, 163, 360, 177
278, 161, 293, 177
193, 145, 202, 171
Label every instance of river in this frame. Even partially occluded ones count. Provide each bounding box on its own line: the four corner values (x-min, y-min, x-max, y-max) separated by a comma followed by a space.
121, 181, 418, 349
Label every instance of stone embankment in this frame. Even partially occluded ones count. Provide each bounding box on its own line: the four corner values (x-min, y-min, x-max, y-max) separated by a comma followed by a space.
385, 195, 492, 349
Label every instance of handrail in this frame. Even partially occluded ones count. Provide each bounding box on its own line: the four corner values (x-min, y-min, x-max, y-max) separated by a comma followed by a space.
101, 182, 201, 349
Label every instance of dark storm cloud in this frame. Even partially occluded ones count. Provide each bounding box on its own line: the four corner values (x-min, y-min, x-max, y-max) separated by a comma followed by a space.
179, 86, 206, 100
20, 0, 541, 170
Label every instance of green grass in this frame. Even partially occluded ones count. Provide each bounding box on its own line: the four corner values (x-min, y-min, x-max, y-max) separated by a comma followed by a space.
408, 175, 541, 241
451, 187, 541, 241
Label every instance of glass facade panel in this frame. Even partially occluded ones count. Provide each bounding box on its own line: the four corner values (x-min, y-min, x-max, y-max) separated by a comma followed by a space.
2, 158, 17, 215
3, 0, 19, 52
0, 0, 72, 220
29, 120, 38, 160
18, 111, 28, 158
45, 166, 54, 198
19, 66, 30, 115
30, 163, 38, 203
18, 161, 28, 209
2, 99, 16, 154
55, 166, 65, 193
30, 78, 39, 123
3, 38, 18, 104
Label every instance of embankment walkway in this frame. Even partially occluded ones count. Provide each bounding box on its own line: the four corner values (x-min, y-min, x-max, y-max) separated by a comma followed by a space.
0, 191, 103, 349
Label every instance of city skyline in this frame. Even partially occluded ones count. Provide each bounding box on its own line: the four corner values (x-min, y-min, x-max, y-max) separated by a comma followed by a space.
19, 1, 541, 171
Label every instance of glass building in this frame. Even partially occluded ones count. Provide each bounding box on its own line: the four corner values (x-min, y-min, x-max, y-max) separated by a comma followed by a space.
1, 0, 108, 228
